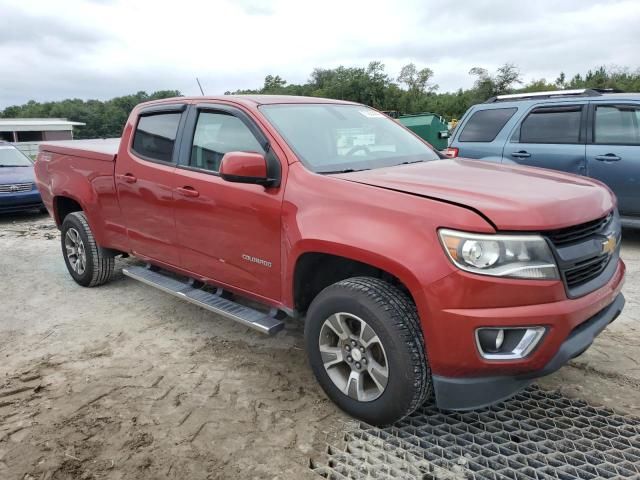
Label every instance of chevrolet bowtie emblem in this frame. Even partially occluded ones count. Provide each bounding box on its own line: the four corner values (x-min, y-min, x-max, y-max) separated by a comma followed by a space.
602, 235, 617, 255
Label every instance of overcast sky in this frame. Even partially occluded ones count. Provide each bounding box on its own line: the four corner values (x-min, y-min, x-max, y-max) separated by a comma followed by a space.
0, 0, 638, 108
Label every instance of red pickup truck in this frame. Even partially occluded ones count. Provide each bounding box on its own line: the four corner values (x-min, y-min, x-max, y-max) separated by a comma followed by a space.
35, 96, 625, 425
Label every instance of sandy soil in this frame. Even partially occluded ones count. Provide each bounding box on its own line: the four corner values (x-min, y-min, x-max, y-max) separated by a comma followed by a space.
0, 212, 638, 479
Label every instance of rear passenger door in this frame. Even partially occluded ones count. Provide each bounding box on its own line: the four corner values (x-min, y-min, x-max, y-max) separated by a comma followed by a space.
503, 104, 586, 175
115, 104, 186, 265
586, 102, 640, 217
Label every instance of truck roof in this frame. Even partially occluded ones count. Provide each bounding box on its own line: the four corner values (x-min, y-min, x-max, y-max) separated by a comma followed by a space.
138, 95, 357, 108
37, 96, 357, 161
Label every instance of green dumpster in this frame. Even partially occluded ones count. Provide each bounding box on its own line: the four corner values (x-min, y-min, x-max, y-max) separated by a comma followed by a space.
398, 112, 449, 150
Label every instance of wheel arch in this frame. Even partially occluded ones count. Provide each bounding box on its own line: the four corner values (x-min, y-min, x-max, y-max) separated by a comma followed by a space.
289, 243, 425, 316
53, 194, 84, 227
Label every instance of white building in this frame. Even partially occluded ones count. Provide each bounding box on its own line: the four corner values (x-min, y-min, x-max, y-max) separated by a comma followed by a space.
0, 118, 85, 142
0, 118, 85, 158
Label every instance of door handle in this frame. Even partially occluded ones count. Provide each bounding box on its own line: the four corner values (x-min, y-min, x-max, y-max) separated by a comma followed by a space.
594, 154, 621, 162
176, 186, 200, 198
511, 151, 531, 158
116, 173, 137, 183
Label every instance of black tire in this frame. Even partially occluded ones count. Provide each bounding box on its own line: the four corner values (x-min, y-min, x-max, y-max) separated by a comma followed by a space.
305, 277, 431, 425
60, 211, 115, 287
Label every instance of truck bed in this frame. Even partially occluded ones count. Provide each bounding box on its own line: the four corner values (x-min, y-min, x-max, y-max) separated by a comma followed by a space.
39, 138, 120, 162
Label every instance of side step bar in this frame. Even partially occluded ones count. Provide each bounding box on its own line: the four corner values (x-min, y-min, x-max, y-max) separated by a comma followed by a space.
122, 265, 285, 335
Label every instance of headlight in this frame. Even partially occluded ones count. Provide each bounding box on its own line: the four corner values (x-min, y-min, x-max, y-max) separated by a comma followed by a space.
438, 229, 559, 280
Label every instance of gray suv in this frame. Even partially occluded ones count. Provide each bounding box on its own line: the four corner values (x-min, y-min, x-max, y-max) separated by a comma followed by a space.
447, 89, 640, 227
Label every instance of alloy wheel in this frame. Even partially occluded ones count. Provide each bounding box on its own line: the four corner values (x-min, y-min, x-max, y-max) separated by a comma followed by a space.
64, 227, 86, 275
318, 312, 389, 402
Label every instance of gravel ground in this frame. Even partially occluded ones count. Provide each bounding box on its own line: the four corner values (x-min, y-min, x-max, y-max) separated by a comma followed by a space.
0, 212, 638, 479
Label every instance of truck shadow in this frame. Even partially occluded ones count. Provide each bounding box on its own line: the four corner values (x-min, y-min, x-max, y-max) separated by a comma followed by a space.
0, 210, 49, 226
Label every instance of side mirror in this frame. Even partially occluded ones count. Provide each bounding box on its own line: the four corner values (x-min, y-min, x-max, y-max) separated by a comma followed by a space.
219, 151, 274, 186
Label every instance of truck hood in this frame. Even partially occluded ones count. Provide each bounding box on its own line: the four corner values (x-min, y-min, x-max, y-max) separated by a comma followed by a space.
334, 159, 614, 231
0, 166, 35, 185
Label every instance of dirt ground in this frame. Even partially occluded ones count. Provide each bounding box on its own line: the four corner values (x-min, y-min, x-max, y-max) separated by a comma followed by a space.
0, 212, 638, 480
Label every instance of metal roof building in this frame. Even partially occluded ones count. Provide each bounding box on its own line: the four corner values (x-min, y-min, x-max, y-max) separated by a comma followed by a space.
0, 118, 85, 143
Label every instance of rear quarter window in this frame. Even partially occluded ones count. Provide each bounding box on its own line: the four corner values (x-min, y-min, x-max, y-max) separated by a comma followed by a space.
458, 108, 517, 142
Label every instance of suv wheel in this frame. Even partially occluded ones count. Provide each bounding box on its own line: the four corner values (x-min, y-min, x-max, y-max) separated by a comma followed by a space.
305, 277, 431, 425
61, 212, 115, 287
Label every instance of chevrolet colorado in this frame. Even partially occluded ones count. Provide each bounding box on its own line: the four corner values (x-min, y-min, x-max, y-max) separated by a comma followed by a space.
35, 96, 626, 425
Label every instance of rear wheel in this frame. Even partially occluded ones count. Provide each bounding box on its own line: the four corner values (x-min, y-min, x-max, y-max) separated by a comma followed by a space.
305, 277, 431, 425
61, 212, 114, 287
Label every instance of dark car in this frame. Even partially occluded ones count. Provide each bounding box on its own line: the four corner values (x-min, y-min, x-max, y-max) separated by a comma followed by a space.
446, 89, 640, 228
0, 142, 44, 214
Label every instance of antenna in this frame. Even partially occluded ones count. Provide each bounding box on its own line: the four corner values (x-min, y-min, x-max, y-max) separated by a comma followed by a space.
196, 77, 205, 96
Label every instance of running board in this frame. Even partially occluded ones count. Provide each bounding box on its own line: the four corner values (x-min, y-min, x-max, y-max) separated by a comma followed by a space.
122, 265, 285, 335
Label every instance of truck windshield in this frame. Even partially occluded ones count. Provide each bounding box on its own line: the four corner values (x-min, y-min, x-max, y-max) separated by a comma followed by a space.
260, 104, 439, 173
0, 146, 33, 167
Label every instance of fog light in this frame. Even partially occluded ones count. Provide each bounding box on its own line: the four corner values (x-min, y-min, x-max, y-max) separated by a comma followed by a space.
477, 329, 505, 353
475, 327, 545, 360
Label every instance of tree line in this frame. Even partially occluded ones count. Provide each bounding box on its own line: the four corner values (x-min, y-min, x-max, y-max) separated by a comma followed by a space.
0, 90, 181, 139
1, 64, 639, 139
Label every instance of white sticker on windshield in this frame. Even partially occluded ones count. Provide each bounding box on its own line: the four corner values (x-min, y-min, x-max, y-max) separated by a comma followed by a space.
358, 109, 385, 118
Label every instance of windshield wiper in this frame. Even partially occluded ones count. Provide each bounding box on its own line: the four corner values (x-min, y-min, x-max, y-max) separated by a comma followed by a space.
318, 168, 370, 174
0, 165, 29, 167
394, 160, 424, 166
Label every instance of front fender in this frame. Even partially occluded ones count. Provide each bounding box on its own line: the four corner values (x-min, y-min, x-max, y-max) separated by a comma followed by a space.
280, 163, 494, 323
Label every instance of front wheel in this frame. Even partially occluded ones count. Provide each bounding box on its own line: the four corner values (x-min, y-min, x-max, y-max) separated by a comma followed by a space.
305, 277, 431, 425
61, 212, 115, 287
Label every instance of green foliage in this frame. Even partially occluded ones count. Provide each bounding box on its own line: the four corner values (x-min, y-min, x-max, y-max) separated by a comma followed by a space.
226, 63, 638, 121
0, 90, 181, 139
2, 64, 639, 138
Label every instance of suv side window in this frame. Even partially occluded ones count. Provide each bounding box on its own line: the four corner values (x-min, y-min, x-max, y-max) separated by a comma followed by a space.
190, 112, 265, 172
517, 106, 582, 144
594, 104, 640, 145
458, 108, 517, 142
132, 113, 182, 162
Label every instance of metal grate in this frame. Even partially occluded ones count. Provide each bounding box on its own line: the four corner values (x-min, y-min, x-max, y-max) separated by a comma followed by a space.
0, 182, 33, 193
310, 386, 640, 479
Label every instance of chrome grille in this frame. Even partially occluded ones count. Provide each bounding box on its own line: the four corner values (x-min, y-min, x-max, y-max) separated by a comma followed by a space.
0, 183, 33, 193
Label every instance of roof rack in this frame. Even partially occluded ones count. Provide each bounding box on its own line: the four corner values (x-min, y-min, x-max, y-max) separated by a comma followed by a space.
485, 88, 623, 103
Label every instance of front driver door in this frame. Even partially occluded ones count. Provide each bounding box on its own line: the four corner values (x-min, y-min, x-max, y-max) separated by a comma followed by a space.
586, 102, 640, 217
503, 104, 586, 175
172, 104, 284, 302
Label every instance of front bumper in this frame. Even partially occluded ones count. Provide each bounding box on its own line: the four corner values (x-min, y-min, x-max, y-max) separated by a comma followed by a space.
0, 190, 43, 213
432, 292, 625, 410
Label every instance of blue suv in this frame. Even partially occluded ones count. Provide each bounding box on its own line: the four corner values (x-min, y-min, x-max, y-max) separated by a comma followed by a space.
0, 142, 44, 214
447, 89, 640, 227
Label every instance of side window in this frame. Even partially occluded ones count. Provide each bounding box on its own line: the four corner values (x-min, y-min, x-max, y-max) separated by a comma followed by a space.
458, 108, 517, 142
132, 113, 181, 162
190, 112, 264, 172
594, 104, 640, 145
518, 106, 582, 144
